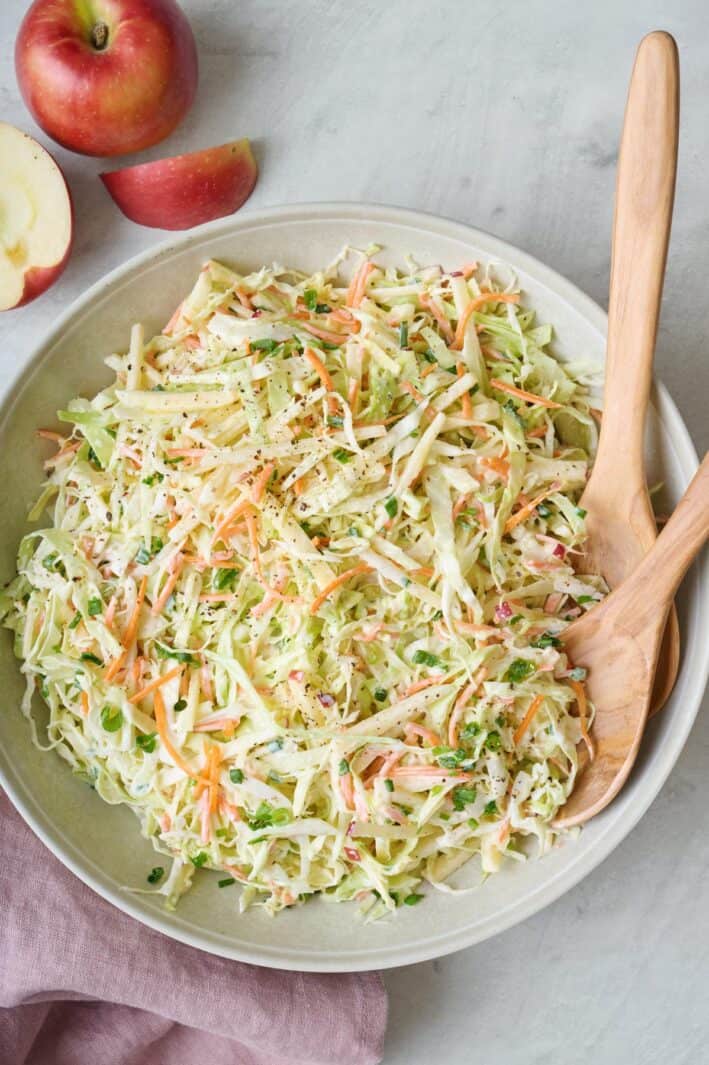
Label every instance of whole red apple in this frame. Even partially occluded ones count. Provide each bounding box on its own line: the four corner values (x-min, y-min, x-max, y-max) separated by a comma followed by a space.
15, 0, 198, 157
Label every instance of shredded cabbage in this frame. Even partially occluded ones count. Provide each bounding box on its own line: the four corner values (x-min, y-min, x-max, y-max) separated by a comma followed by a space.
0, 251, 604, 917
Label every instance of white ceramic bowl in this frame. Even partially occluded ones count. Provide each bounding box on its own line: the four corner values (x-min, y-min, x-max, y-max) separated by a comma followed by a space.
1, 204, 706, 972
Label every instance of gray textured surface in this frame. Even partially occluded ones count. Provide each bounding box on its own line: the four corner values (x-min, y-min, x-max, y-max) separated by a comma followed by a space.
1, 2, 708, 1063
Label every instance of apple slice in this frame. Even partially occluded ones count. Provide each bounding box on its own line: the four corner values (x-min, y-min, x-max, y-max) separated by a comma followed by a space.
0, 123, 73, 311
100, 139, 258, 230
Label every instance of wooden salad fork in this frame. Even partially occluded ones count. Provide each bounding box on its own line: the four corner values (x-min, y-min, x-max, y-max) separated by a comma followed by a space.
577, 30, 680, 715
554, 454, 709, 829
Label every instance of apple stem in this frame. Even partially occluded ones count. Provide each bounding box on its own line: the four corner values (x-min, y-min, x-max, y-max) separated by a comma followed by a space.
90, 22, 109, 50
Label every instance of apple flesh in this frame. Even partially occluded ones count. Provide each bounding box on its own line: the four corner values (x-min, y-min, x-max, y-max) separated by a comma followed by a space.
0, 123, 73, 311
15, 0, 198, 157
100, 139, 258, 230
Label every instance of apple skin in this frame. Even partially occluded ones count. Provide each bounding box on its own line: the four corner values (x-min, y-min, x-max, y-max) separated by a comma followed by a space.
15, 0, 198, 157
100, 139, 258, 230
13, 245, 73, 310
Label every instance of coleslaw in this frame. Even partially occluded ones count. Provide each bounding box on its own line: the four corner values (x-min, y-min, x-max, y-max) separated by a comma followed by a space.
0, 249, 604, 916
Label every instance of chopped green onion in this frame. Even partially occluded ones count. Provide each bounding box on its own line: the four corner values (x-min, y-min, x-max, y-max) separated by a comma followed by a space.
147, 866, 164, 884
338, 758, 350, 776
384, 778, 394, 792
136, 733, 157, 753
333, 448, 352, 463
229, 768, 244, 784
531, 632, 562, 649
173, 698, 187, 713
218, 877, 236, 888
483, 800, 498, 816
412, 649, 443, 668
100, 705, 123, 732
213, 567, 239, 591
80, 652, 102, 666
87, 597, 102, 616
251, 338, 279, 353
399, 322, 409, 348
403, 893, 424, 906
374, 688, 388, 702
384, 497, 398, 519
191, 852, 208, 867
452, 785, 477, 811
485, 730, 502, 751
68, 612, 82, 630
504, 659, 535, 684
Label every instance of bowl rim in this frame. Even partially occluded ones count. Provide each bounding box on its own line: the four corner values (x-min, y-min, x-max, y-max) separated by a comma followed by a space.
1, 201, 706, 972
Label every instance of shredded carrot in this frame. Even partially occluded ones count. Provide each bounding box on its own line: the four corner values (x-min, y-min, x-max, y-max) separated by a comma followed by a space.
103, 649, 127, 683
309, 563, 371, 616
44, 440, 81, 468
211, 496, 252, 546
346, 261, 375, 308
234, 287, 254, 310
504, 480, 561, 534
104, 594, 118, 630
401, 381, 425, 404
526, 425, 548, 439
129, 665, 182, 705
570, 678, 595, 761
489, 378, 562, 410
452, 494, 469, 520
251, 462, 275, 503
419, 293, 454, 343
151, 557, 184, 616
461, 262, 478, 279
513, 694, 545, 745
329, 307, 357, 326
304, 346, 335, 392
299, 320, 349, 345
391, 765, 471, 781
153, 688, 196, 778
80, 691, 89, 716
36, 429, 66, 444
339, 771, 355, 810
452, 291, 520, 350
122, 575, 148, 648
194, 717, 240, 733
163, 301, 184, 335
404, 722, 443, 747
404, 676, 447, 697
347, 378, 359, 412
420, 363, 436, 379
293, 477, 304, 497
199, 592, 237, 603
480, 455, 510, 479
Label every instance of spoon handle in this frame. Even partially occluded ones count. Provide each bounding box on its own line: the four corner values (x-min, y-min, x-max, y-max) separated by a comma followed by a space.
591, 31, 679, 496
623, 455, 709, 614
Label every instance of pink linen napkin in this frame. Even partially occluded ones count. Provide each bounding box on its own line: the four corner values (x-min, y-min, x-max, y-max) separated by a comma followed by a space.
0, 792, 387, 1065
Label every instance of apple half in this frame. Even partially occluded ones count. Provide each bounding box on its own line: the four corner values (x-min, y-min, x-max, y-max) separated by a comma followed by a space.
0, 123, 73, 311
100, 139, 258, 230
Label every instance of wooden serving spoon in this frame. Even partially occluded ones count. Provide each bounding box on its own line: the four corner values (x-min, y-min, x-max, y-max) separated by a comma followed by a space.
554, 453, 709, 829
578, 30, 680, 715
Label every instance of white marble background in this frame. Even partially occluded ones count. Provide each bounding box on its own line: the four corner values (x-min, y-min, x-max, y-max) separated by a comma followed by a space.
1, 2, 708, 1062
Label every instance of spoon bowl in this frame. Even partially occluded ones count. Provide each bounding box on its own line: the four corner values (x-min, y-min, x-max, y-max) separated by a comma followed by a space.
555, 454, 709, 828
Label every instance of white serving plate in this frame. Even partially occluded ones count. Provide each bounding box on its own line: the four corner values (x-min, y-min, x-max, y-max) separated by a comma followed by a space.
0, 204, 706, 973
